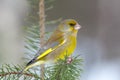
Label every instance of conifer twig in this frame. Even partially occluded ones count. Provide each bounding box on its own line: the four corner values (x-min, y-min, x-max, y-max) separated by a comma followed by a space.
0, 72, 37, 78
39, 0, 45, 80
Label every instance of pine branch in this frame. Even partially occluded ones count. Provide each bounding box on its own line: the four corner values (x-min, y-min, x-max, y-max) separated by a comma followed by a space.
39, 0, 46, 80
45, 56, 83, 80
0, 64, 40, 80
0, 72, 34, 77
0, 56, 83, 80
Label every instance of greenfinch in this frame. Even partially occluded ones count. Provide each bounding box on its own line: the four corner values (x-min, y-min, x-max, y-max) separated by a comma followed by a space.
23, 19, 81, 72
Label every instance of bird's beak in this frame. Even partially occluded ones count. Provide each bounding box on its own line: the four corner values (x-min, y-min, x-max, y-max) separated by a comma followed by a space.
74, 24, 81, 30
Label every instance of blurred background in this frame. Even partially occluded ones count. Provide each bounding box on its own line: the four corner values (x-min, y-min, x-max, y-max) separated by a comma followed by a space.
0, 0, 120, 80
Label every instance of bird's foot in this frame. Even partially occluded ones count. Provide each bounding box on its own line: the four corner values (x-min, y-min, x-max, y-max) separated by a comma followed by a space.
67, 56, 73, 64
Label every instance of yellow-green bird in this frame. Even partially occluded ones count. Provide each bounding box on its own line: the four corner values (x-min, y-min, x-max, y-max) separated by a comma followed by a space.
23, 19, 81, 72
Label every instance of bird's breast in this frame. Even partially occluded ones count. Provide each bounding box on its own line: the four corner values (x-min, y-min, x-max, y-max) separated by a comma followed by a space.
55, 36, 77, 60
66, 36, 77, 55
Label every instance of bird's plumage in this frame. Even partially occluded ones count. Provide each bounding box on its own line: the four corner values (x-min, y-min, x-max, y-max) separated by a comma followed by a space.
23, 19, 81, 72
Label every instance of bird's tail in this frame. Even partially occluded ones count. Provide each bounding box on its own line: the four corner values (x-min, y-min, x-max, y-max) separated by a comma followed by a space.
24, 60, 44, 72
18, 60, 45, 78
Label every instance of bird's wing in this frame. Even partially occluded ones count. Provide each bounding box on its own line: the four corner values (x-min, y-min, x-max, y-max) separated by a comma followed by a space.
37, 39, 66, 59
35, 30, 63, 56
26, 39, 66, 66
26, 31, 65, 66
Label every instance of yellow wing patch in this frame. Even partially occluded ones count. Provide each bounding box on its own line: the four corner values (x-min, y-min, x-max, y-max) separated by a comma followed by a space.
37, 48, 53, 59
37, 40, 66, 59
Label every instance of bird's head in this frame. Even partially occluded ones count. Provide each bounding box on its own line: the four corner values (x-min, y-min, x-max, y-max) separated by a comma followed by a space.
58, 19, 81, 33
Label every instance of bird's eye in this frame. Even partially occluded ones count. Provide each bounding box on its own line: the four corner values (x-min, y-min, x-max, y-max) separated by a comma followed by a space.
69, 23, 76, 26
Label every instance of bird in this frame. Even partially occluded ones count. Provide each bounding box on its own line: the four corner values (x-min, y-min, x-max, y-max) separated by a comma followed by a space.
22, 19, 81, 72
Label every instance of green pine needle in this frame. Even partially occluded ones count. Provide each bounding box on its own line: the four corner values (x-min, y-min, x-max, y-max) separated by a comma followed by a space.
45, 56, 83, 80
0, 56, 83, 80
